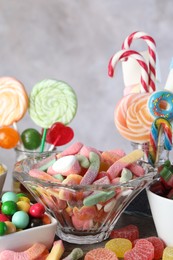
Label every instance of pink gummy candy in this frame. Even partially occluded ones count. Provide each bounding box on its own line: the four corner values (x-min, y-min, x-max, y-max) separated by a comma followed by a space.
57, 142, 84, 158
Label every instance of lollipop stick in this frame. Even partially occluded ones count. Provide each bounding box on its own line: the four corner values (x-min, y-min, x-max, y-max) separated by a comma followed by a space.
40, 128, 47, 153
48, 135, 61, 151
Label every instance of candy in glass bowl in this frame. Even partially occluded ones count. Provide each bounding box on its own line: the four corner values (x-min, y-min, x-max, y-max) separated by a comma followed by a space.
13, 142, 157, 244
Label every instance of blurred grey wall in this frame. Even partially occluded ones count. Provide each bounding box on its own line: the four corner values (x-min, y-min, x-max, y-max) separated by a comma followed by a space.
1, 0, 173, 190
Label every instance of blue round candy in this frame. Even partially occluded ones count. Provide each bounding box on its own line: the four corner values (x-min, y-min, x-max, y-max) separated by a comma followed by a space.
12, 211, 29, 229
1, 191, 18, 203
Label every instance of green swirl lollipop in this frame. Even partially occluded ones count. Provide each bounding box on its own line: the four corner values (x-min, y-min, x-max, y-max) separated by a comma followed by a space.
29, 79, 78, 152
29, 79, 78, 128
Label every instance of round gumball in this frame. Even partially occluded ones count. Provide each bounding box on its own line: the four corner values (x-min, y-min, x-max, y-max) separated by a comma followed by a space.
1, 201, 18, 215
29, 203, 45, 218
1, 191, 18, 203
0, 222, 7, 236
12, 211, 29, 229
0, 213, 9, 222
21, 128, 42, 150
5, 221, 16, 234
0, 127, 19, 149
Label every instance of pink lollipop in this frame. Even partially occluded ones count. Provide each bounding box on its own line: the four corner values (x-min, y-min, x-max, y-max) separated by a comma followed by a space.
108, 49, 149, 93
122, 31, 156, 92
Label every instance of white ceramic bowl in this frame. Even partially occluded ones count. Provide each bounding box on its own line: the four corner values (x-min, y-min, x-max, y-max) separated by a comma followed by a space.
147, 184, 173, 246
0, 214, 57, 252
0, 164, 7, 195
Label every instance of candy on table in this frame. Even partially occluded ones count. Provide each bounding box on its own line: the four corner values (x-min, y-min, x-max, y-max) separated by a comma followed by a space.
105, 238, 132, 258
145, 237, 165, 260
124, 238, 155, 260
0, 243, 49, 260
162, 246, 173, 260
62, 247, 84, 260
84, 247, 118, 260
110, 224, 139, 242
28, 79, 77, 152
46, 240, 64, 260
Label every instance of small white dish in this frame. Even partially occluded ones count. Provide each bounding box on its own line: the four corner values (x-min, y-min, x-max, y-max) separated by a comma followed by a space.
0, 214, 58, 252
147, 187, 173, 246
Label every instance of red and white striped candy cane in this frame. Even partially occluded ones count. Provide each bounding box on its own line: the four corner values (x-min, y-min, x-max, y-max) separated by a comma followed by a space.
122, 31, 156, 92
108, 49, 149, 93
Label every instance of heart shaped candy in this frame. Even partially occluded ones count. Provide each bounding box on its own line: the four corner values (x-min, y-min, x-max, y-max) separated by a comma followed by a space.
46, 122, 74, 146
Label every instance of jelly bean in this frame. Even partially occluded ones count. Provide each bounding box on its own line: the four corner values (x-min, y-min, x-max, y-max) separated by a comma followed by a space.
0, 221, 7, 235
5, 221, 16, 234
0, 127, 19, 149
1, 201, 18, 215
1, 191, 18, 203
29, 203, 45, 218
12, 211, 29, 229
21, 128, 42, 150
105, 238, 132, 258
110, 225, 139, 242
16, 193, 28, 198
17, 201, 30, 212
0, 213, 10, 222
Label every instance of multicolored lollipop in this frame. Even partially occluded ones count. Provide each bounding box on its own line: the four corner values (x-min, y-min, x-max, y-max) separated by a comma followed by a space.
29, 79, 78, 128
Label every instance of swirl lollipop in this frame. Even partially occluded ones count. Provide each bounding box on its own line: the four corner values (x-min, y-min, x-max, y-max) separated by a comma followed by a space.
0, 77, 28, 127
29, 79, 78, 152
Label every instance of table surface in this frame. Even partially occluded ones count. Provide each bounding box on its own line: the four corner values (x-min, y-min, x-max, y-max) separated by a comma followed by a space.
57, 211, 157, 259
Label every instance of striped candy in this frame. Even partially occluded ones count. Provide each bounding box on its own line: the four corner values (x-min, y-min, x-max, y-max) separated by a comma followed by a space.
108, 49, 149, 93
122, 31, 156, 92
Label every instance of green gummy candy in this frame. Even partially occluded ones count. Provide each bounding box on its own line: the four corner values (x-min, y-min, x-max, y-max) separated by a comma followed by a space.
83, 190, 115, 206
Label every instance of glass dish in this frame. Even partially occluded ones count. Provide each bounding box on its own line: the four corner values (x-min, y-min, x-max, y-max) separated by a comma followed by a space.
13, 155, 156, 244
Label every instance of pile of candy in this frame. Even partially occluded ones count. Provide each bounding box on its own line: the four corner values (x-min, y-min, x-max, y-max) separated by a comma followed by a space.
18, 141, 156, 237
0, 191, 51, 236
1, 223, 173, 259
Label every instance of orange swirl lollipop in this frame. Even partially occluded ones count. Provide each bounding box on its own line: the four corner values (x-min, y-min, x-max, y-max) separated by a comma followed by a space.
0, 77, 28, 126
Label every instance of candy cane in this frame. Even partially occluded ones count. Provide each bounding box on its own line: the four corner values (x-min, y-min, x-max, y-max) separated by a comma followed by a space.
149, 117, 172, 166
108, 49, 149, 93
122, 31, 156, 92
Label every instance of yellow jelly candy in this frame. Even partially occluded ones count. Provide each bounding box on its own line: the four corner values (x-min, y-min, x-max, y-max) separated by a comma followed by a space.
163, 247, 173, 260
105, 238, 132, 258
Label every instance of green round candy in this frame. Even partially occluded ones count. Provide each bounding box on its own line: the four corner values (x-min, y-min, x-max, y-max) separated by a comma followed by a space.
12, 211, 29, 229
0, 222, 7, 236
1, 191, 18, 203
21, 128, 42, 150
1, 201, 18, 215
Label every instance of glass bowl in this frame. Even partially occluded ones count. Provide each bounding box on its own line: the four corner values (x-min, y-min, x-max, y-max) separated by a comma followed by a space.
13, 155, 156, 244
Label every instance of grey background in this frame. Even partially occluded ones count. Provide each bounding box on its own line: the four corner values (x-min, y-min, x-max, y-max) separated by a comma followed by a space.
1, 0, 173, 190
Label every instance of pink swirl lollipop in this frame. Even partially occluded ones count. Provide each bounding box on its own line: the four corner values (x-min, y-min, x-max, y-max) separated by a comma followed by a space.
108, 49, 149, 93
0, 77, 28, 126
122, 31, 156, 92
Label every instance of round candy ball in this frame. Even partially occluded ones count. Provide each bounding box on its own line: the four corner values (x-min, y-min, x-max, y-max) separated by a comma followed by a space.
21, 128, 42, 150
12, 211, 29, 229
29, 203, 45, 218
0, 222, 7, 236
1, 201, 18, 215
1, 191, 18, 203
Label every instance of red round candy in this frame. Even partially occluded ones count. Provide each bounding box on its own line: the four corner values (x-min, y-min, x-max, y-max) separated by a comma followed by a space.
29, 203, 45, 218
0, 213, 9, 222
